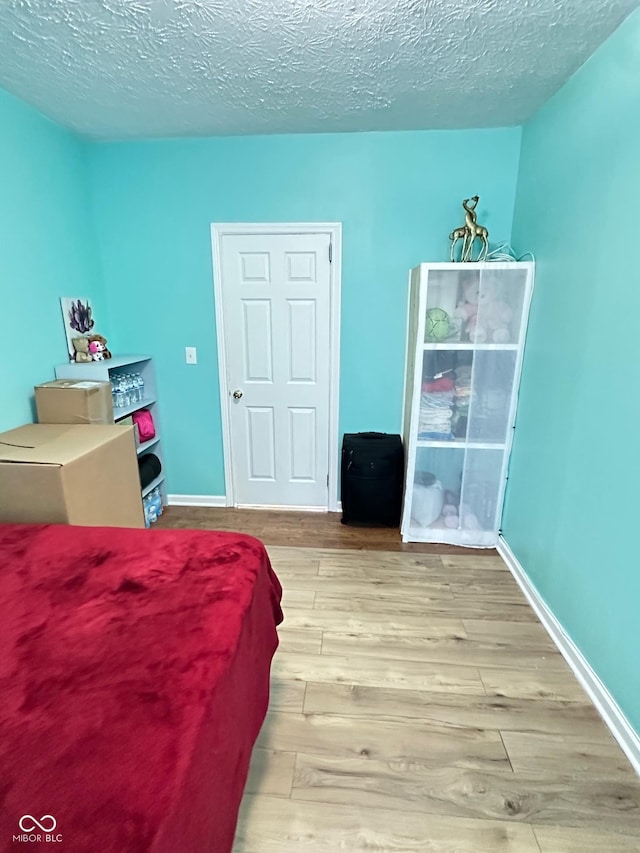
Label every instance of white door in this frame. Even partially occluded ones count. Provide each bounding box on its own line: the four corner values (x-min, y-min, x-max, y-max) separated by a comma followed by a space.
218, 231, 332, 508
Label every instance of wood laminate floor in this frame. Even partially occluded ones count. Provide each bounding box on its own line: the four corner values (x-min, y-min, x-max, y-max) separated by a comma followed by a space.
157, 509, 640, 851
156, 507, 492, 555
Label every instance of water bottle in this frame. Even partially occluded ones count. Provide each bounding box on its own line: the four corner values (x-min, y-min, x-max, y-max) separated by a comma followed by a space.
143, 492, 158, 526
123, 375, 132, 407
137, 373, 145, 403
143, 494, 151, 527
113, 381, 123, 409
150, 487, 162, 519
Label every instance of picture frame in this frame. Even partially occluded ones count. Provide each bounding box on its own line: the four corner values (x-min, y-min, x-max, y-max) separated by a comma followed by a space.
60, 297, 95, 361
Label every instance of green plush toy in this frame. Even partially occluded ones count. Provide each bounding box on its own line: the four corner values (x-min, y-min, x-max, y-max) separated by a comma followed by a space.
425, 307, 450, 342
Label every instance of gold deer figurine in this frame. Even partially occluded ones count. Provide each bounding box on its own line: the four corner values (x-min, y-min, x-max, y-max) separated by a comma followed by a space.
449, 196, 489, 262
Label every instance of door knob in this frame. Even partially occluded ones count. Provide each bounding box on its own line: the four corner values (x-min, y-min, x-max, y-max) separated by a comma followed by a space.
232, 390, 243, 399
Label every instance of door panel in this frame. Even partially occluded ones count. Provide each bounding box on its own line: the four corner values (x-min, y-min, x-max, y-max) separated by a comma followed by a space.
287, 300, 316, 382
239, 252, 270, 282
286, 251, 316, 282
242, 300, 273, 382
219, 231, 331, 507
289, 408, 316, 481
245, 407, 276, 481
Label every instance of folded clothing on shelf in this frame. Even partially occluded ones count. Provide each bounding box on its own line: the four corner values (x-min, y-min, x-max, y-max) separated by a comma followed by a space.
420, 376, 455, 439
452, 363, 473, 440
418, 389, 454, 440
419, 353, 475, 443
422, 377, 454, 393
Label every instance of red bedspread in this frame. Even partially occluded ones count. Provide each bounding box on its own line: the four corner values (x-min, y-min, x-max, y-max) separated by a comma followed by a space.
0, 524, 282, 853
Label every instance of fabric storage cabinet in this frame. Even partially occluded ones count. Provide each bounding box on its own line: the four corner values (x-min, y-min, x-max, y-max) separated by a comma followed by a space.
401, 261, 534, 547
341, 432, 404, 526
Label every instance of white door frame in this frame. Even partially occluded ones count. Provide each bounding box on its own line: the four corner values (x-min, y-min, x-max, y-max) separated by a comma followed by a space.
211, 222, 342, 511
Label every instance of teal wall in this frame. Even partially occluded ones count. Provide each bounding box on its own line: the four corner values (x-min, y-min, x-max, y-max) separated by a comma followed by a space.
2, 9, 639, 742
0, 89, 106, 431
503, 10, 640, 730
87, 129, 521, 494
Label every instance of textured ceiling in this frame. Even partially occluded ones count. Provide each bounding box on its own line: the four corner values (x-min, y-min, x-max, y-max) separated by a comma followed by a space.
0, 0, 636, 140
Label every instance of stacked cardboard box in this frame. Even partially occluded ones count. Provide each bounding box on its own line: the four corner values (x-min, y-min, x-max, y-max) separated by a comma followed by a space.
0, 424, 144, 527
35, 379, 114, 425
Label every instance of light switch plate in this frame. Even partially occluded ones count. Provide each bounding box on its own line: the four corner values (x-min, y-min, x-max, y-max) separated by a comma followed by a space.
185, 346, 197, 364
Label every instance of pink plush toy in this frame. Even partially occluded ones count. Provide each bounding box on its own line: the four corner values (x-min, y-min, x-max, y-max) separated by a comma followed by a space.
454, 279, 512, 343
88, 340, 105, 361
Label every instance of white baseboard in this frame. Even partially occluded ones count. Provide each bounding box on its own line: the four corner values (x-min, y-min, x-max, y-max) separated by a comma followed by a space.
167, 495, 227, 507
167, 496, 341, 512
237, 503, 327, 512
498, 535, 640, 777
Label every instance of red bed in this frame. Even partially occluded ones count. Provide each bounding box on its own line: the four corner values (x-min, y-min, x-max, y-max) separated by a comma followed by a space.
0, 523, 282, 853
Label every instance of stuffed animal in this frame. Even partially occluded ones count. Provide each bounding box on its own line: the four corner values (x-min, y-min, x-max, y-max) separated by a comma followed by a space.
453, 281, 480, 341
71, 337, 93, 363
88, 340, 105, 361
88, 334, 112, 360
476, 297, 512, 344
453, 279, 512, 343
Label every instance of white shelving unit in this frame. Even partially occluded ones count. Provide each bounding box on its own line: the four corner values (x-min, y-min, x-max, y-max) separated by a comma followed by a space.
401, 262, 534, 547
54, 355, 166, 509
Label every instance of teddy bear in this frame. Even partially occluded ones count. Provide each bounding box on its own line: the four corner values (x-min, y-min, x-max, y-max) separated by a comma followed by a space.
87, 334, 112, 360
453, 279, 512, 344
71, 337, 93, 363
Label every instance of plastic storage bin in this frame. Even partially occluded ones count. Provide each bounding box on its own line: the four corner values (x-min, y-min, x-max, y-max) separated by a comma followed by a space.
411, 472, 444, 527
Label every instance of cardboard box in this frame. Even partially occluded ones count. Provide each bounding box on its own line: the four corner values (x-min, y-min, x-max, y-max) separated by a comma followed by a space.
0, 424, 145, 528
117, 415, 140, 446
35, 379, 114, 425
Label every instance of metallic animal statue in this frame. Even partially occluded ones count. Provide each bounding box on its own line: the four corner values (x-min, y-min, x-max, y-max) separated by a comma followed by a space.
449, 226, 468, 262
462, 196, 489, 261
449, 196, 490, 262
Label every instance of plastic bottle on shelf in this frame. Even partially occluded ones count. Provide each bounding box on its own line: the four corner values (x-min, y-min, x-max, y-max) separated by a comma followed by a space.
115, 377, 124, 408
112, 380, 123, 409
150, 487, 162, 519
143, 491, 158, 526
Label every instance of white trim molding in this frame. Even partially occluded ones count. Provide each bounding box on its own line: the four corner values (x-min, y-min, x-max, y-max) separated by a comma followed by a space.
498, 535, 640, 777
237, 503, 327, 512
167, 496, 341, 513
167, 495, 227, 507
210, 222, 342, 512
